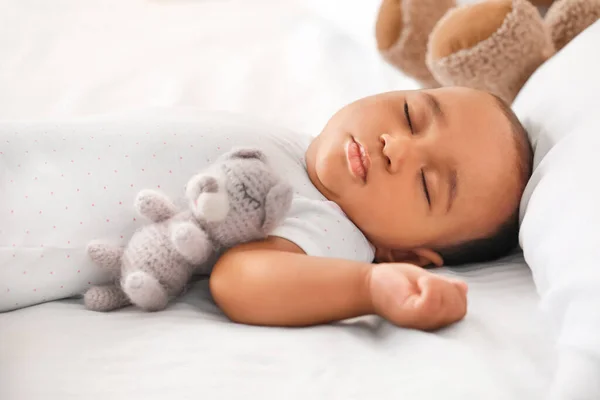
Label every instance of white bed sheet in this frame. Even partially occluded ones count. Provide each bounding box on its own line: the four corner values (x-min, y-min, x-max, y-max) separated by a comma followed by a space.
0, 1, 554, 399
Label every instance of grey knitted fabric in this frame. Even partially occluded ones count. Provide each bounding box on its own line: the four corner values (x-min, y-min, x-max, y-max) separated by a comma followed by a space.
84, 147, 293, 312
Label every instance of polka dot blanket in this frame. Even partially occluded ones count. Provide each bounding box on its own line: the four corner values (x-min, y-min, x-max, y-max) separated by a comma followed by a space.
0, 109, 305, 312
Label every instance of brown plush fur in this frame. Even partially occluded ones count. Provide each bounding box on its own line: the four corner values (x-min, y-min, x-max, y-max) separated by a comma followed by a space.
376, 0, 455, 88
545, 0, 600, 51
427, 0, 553, 103
376, 0, 600, 103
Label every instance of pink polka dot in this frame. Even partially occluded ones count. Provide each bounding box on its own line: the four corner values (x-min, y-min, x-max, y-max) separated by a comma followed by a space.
169, 170, 172, 174
153, 154, 156, 158
66, 255, 70, 259
130, 184, 134, 187
50, 271, 53, 275
125, 155, 129, 158
39, 210, 42, 214
98, 157, 101, 160
80, 221, 83, 225
60, 286, 64, 289
50, 191, 54, 195
114, 169, 118, 173
77, 188, 80, 192
180, 156, 183, 160
91, 203, 95, 207
26, 230, 29, 234
33, 289, 36, 292
23, 271, 27, 274
77, 270, 81, 273
10, 210, 13, 214
119, 201, 122, 205
157, 185, 161, 189
71, 160, 74, 163
103, 186, 107, 190
133, 218, 137, 222
141, 168, 145, 172
106, 219, 110, 222
53, 226, 56, 229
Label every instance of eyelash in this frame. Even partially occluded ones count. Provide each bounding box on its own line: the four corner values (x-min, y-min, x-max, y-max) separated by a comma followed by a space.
421, 170, 431, 207
405, 100, 430, 206
404, 101, 414, 134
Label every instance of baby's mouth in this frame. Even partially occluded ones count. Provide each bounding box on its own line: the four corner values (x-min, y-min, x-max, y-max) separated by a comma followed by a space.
346, 137, 370, 183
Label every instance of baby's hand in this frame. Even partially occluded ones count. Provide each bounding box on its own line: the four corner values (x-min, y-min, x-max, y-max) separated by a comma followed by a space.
368, 263, 468, 331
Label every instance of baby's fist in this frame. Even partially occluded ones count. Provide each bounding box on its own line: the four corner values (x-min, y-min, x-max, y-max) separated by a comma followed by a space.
369, 263, 467, 331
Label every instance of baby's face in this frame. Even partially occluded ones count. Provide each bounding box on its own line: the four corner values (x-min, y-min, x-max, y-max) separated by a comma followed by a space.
306, 87, 520, 264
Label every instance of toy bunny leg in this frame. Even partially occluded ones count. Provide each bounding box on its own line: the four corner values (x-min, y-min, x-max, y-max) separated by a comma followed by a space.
171, 222, 214, 265
134, 190, 178, 223
122, 271, 170, 312
84, 284, 131, 311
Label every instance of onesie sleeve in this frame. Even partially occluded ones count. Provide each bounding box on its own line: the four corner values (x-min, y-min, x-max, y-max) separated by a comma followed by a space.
269, 196, 375, 263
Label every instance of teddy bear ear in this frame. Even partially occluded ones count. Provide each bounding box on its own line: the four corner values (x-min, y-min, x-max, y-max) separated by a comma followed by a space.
221, 147, 268, 163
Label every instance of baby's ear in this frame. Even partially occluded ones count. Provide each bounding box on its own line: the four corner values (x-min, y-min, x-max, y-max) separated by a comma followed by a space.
220, 147, 267, 163
375, 247, 443, 268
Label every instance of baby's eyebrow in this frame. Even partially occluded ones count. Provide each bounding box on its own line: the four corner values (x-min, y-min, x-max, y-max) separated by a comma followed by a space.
424, 92, 444, 123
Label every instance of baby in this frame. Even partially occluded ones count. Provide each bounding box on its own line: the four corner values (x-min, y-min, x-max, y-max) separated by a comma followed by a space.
209, 86, 533, 331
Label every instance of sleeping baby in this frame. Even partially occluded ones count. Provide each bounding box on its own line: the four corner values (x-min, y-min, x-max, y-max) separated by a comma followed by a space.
206, 86, 533, 330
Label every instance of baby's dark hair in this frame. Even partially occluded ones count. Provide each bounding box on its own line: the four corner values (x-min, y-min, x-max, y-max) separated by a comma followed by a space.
436, 95, 533, 266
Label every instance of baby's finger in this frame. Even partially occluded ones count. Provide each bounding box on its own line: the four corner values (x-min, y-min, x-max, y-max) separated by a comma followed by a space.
443, 280, 468, 325
416, 275, 443, 313
451, 279, 468, 294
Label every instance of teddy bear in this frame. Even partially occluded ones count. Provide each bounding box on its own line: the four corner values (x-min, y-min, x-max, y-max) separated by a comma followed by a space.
83, 147, 293, 312
375, 0, 600, 103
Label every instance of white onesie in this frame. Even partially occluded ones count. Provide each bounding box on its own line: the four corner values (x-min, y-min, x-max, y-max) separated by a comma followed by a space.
0, 110, 374, 312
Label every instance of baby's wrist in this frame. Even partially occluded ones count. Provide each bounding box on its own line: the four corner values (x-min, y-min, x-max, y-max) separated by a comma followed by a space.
360, 263, 376, 316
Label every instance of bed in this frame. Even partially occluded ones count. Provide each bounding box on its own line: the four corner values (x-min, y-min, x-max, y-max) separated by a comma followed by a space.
0, 1, 557, 399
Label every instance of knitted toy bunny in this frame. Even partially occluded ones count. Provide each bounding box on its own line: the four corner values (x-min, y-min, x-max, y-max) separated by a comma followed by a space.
84, 147, 293, 312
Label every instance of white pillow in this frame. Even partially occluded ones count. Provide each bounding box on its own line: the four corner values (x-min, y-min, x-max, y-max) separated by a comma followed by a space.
514, 20, 600, 400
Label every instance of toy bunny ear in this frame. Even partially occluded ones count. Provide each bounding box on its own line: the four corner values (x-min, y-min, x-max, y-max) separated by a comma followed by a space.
220, 147, 268, 163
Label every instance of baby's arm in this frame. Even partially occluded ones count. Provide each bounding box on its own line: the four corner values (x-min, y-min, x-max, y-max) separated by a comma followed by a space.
210, 237, 468, 330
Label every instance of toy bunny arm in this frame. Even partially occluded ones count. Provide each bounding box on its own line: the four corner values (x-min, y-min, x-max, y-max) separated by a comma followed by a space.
261, 182, 294, 235
87, 241, 124, 279
134, 190, 178, 223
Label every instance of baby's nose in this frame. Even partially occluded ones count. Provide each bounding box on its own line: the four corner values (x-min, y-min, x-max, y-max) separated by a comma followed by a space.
380, 133, 412, 173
